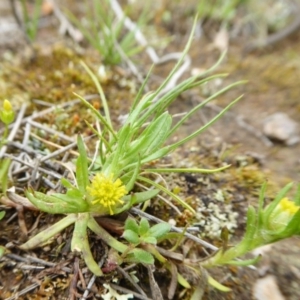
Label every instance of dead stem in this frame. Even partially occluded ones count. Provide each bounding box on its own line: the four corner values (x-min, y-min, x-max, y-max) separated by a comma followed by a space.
117, 265, 148, 297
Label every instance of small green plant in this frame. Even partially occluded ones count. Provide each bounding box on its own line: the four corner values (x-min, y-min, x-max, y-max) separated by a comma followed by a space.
122, 217, 171, 264
20, 0, 43, 42
11, 16, 300, 295
20, 19, 242, 280
203, 182, 300, 269
67, 0, 146, 65
197, 0, 247, 21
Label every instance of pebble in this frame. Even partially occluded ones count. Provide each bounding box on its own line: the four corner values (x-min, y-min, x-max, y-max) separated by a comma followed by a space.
253, 275, 286, 300
263, 113, 299, 146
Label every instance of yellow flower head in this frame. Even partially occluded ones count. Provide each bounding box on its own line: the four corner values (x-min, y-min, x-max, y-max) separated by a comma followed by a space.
269, 197, 299, 231
87, 173, 127, 215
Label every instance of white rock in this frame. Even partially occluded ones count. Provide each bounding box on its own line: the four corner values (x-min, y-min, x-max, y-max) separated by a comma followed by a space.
253, 275, 286, 300
263, 113, 299, 145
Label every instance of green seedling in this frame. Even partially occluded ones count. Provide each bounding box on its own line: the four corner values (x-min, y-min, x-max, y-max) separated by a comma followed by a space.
20, 0, 43, 42
67, 0, 147, 65
202, 182, 300, 269
122, 217, 171, 264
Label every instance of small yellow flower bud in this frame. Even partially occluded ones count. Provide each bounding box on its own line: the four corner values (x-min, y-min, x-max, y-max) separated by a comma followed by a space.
3, 99, 12, 111
87, 173, 127, 215
0, 99, 15, 125
268, 197, 299, 231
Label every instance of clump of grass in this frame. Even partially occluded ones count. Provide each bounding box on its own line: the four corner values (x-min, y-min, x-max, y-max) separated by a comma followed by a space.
67, 0, 147, 65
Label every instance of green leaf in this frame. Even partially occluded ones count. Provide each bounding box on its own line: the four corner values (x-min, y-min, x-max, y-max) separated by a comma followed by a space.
124, 218, 139, 233
132, 248, 154, 264
0, 211, 5, 220
60, 178, 75, 189
123, 156, 141, 192
226, 255, 261, 266
142, 236, 157, 244
294, 184, 300, 206
0, 246, 6, 258
76, 135, 89, 193
264, 182, 294, 220
139, 218, 150, 236
237, 206, 257, 253
208, 276, 231, 292
114, 190, 159, 215
123, 189, 159, 205
123, 230, 140, 245
148, 223, 171, 239
274, 209, 300, 240
71, 213, 103, 276
0, 158, 10, 194
25, 189, 87, 214
20, 214, 77, 250
123, 112, 172, 163
138, 176, 195, 213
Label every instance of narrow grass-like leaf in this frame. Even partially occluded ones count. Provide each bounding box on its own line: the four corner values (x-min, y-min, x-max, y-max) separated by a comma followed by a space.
20, 214, 77, 250
76, 135, 89, 193
80, 61, 112, 131
144, 165, 230, 174
123, 112, 171, 162
226, 255, 261, 266
0, 158, 10, 194
138, 175, 195, 214
122, 155, 141, 191
84, 120, 112, 152
208, 276, 231, 292
170, 94, 243, 149
168, 81, 246, 138
0, 211, 5, 220
131, 66, 153, 110
294, 184, 300, 206
264, 182, 294, 222
74, 92, 116, 139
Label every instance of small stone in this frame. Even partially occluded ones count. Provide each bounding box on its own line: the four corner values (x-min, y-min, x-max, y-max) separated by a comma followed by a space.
263, 113, 299, 145
253, 275, 285, 300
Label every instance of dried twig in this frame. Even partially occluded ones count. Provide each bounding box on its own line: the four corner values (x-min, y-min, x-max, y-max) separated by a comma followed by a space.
48, 0, 83, 42
117, 265, 148, 298
145, 265, 163, 300
109, 283, 152, 300
109, 0, 159, 63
